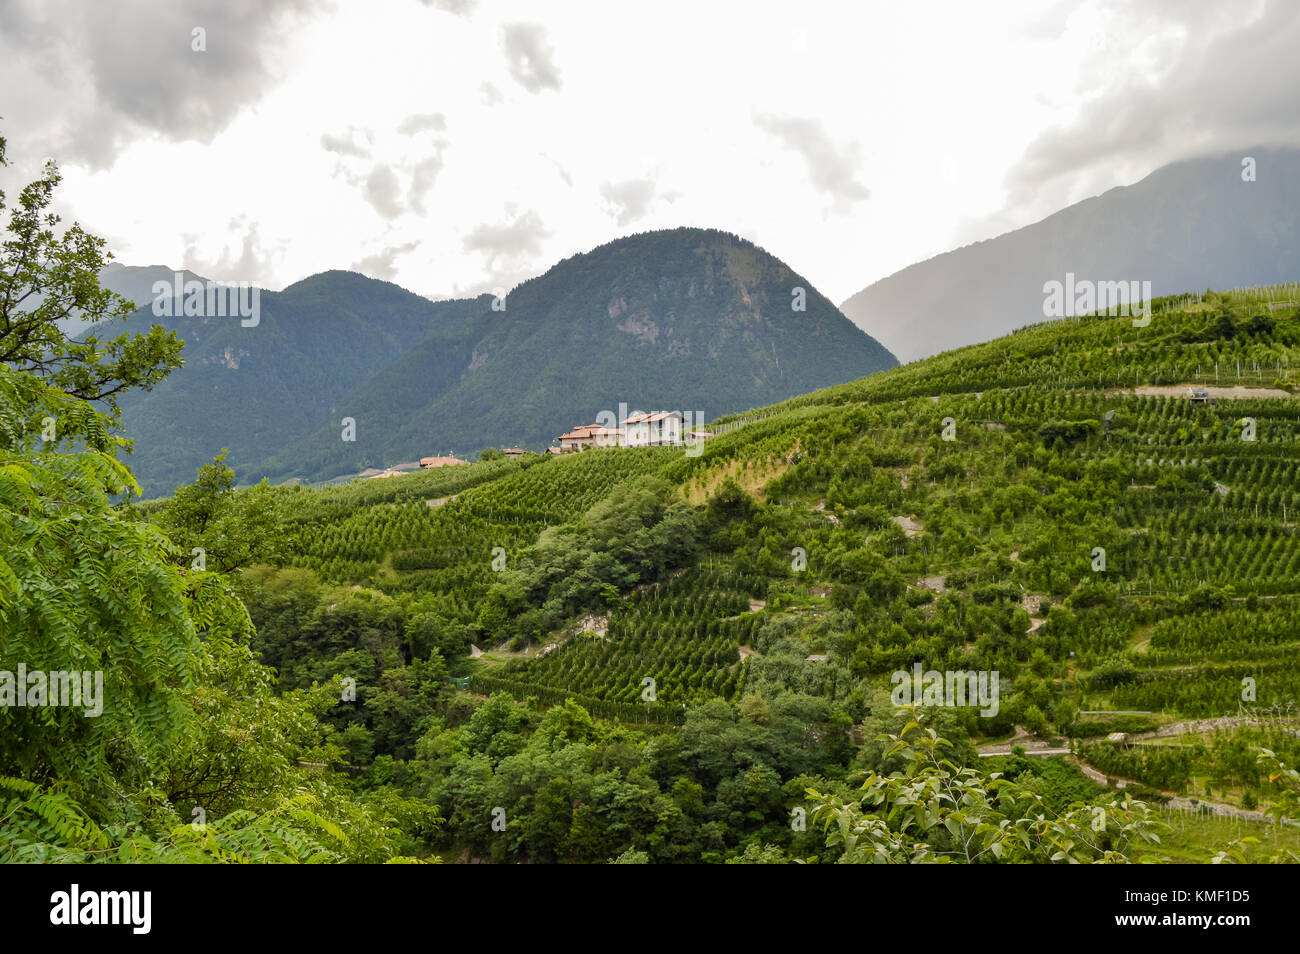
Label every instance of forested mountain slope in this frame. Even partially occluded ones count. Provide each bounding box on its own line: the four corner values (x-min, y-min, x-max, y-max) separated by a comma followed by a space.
111, 271, 490, 494
110, 229, 895, 494
252, 228, 897, 485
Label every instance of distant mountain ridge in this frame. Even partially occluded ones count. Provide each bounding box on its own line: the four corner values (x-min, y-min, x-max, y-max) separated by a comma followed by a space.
112, 270, 488, 494
37, 263, 206, 340
840, 146, 1300, 362
111, 227, 897, 494
253, 228, 897, 485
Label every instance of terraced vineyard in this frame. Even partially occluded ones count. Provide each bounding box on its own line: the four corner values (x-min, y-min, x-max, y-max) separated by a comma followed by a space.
276, 446, 676, 585
471, 570, 763, 721
251, 286, 1300, 734
206, 283, 1300, 860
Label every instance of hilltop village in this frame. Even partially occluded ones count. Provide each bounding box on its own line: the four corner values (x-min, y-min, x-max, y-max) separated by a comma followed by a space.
359, 410, 711, 479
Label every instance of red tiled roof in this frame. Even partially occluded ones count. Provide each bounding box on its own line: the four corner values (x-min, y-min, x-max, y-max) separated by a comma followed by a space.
620, 411, 683, 425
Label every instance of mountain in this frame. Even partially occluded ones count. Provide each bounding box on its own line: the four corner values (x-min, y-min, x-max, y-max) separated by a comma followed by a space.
122, 227, 893, 491
840, 146, 1300, 362
112, 271, 488, 494
98, 263, 205, 308
33, 263, 206, 340
252, 228, 895, 484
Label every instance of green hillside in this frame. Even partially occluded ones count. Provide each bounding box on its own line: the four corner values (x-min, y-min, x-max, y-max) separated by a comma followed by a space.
11, 164, 1300, 860
131, 282, 1300, 862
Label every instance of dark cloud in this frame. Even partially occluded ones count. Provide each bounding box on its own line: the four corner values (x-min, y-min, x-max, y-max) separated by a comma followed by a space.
500, 23, 561, 93
1005, 0, 1300, 208
753, 113, 870, 209
397, 113, 447, 135
0, 0, 323, 170
351, 241, 420, 282
600, 177, 660, 226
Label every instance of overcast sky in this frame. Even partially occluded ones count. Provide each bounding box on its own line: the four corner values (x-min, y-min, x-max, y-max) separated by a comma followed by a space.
2, 0, 1298, 303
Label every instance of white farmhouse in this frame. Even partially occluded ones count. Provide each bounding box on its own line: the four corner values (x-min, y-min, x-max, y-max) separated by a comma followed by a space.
621, 411, 683, 446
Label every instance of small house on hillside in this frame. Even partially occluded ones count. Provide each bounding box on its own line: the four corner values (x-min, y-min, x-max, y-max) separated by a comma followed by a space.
419, 455, 468, 469
557, 425, 599, 452
556, 424, 623, 453
502, 447, 528, 458
621, 411, 683, 446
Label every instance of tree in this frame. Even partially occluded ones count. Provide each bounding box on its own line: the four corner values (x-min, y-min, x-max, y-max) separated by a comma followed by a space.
0, 133, 408, 863
726, 843, 789, 864
148, 450, 281, 571
609, 848, 650, 864
0, 134, 182, 414
0, 362, 223, 800
808, 723, 1166, 863
707, 477, 755, 525
0, 360, 401, 855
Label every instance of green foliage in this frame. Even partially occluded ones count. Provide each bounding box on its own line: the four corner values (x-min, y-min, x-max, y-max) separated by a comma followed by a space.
0, 151, 432, 863
0, 777, 433, 864
0, 365, 220, 799
0, 134, 182, 415
808, 724, 1167, 863
502, 475, 703, 626
206, 288, 1300, 863
1078, 740, 1197, 791
13, 172, 1296, 866
475, 569, 759, 714
143, 450, 282, 572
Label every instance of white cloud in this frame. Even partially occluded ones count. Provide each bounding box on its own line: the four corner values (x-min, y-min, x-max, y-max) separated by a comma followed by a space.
397, 113, 447, 135
500, 23, 561, 93
753, 113, 870, 212
363, 164, 405, 219
600, 177, 662, 226
321, 127, 374, 158
352, 241, 421, 281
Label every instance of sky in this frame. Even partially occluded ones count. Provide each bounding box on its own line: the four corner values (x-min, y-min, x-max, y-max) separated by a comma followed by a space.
2, 0, 1298, 304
